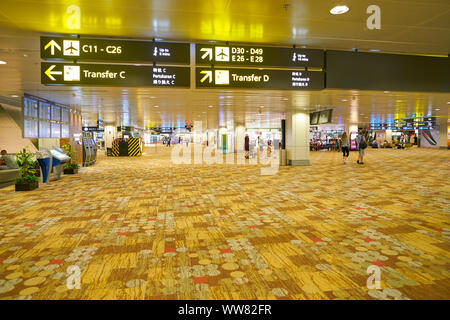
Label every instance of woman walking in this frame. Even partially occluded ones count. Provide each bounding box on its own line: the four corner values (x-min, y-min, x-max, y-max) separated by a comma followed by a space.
340, 132, 350, 164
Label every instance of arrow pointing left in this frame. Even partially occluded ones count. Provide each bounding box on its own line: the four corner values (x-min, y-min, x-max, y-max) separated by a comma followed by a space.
44, 65, 62, 81
44, 40, 62, 55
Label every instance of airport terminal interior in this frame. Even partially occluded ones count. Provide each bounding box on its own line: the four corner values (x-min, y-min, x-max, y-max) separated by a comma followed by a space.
0, 0, 449, 301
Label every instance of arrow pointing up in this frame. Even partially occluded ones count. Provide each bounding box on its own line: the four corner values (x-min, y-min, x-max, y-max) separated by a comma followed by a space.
44, 65, 62, 81
200, 48, 213, 60
200, 70, 212, 83
44, 40, 61, 55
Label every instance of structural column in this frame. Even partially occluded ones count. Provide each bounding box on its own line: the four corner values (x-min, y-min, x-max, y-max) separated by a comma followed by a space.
235, 125, 245, 153
285, 111, 310, 166
438, 117, 449, 149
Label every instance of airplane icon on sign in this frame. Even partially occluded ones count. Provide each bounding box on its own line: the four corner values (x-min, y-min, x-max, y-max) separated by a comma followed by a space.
66, 43, 77, 54
215, 47, 229, 62
63, 40, 80, 56
217, 50, 227, 59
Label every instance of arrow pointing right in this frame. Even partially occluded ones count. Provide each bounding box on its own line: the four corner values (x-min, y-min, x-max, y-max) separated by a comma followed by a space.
44, 65, 62, 81
44, 40, 61, 55
200, 48, 213, 60
200, 70, 212, 83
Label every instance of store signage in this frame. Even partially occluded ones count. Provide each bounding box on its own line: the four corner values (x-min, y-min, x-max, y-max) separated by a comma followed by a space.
196, 67, 324, 90
41, 63, 190, 87
41, 36, 190, 64
196, 44, 324, 68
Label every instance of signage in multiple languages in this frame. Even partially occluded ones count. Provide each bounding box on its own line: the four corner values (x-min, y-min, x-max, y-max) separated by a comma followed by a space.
41, 63, 190, 87
196, 44, 324, 68
393, 117, 436, 130
41, 37, 190, 64
196, 67, 324, 90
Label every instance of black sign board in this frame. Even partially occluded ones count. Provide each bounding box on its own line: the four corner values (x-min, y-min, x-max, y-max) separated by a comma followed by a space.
326, 50, 450, 92
41, 36, 190, 64
41, 62, 190, 87
196, 67, 324, 90
196, 44, 324, 68
393, 117, 436, 130
83, 126, 104, 132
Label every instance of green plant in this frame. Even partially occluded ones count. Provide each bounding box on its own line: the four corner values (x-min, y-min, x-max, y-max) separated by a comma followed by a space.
68, 162, 79, 169
15, 147, 37, 184
62, 144, 78, 169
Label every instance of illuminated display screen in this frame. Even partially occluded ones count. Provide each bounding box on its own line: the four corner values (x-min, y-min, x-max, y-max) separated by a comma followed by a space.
310, 112, 319, 125
317, 109, 333, 124
196, 44, 324, 68
41, 37, 190, 64
41, 63, 190, 87
196, 68, 324, 90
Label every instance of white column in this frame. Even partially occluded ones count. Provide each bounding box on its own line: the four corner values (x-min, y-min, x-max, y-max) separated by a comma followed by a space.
385, 130, 392, 143
285, 111, 310, 166
235, 126, 245, 153
104, 125, 116, 148
438, 118, 448, 149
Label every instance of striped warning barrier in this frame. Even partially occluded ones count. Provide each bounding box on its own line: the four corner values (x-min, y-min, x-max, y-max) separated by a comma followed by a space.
128, 138, 142, 156
111, 139, 120, 156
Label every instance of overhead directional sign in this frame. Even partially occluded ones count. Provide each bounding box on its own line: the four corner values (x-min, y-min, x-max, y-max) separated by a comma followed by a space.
196, 44, 324, 68
41, 62, 190, 87
41, 36, 190, 64
196, 68, 324, 90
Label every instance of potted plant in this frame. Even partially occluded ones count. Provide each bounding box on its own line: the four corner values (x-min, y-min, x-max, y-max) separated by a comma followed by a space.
62, 144, 80, 174
33, 160, 41, 177
15, 147, 39, 191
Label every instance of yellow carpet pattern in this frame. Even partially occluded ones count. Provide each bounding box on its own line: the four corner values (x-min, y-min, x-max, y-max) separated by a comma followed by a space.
0, 147, 449, 300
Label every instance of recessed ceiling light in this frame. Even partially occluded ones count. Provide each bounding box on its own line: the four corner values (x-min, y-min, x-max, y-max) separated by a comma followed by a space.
11, 95, 19, 98
330, 5, 349, 15
153, 105, 159, 108
384, 91, 389, 93
208, 105, 213, 108
260, 106, 264, 108
341, 99, 348, 102
435, 108, 440, 111
0, 60, 6, 64
23, 54, 28, 57
369, 49, 380, 52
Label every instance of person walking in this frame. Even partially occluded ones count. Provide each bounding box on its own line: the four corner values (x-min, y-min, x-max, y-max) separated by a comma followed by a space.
356, 130, 367, 164
244, 134, 250, 159
339, 132, 350, 164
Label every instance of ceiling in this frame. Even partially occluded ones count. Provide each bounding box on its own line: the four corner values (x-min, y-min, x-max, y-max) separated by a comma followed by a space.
0, 0, 449, 128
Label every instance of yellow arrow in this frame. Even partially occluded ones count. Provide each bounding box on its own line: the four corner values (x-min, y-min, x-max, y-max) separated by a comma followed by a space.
200, 70, 212, 83
44, 40, 61, 55
44, 65, 62, 81
200, 48, 213, 60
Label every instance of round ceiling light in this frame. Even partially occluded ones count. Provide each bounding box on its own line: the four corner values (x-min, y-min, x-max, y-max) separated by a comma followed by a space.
330, 5, 349, 15
0, 60, 6, 64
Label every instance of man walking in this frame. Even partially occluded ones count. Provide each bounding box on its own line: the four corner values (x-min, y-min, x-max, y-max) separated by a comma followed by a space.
356, 130, 367, 165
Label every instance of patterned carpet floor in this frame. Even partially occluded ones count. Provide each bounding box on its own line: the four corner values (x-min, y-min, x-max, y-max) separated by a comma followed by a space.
0, 147, 449, 300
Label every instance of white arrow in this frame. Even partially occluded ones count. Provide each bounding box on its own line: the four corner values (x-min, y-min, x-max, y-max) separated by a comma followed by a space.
200, 48, 213, 60
44, 40, 61, 55
44, 65, 62, 81
200, 70, 212, 83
